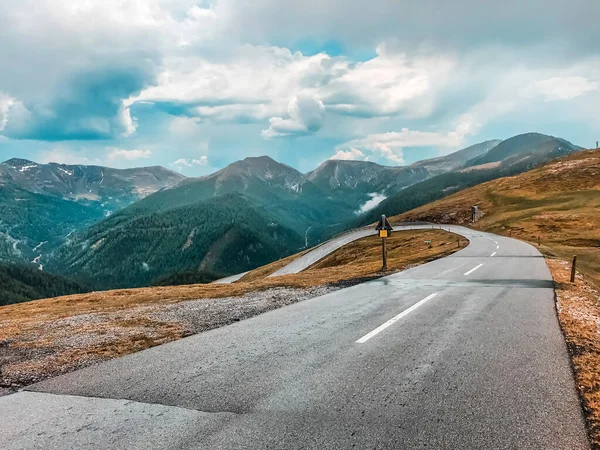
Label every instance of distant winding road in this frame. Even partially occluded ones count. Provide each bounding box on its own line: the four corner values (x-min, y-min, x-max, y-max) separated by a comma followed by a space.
214, 227, 377, 283
0, 225, 589, 449
269, 227, 376, 277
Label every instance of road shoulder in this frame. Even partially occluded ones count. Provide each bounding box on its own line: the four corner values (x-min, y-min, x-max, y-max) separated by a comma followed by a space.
548, 257, 600, 449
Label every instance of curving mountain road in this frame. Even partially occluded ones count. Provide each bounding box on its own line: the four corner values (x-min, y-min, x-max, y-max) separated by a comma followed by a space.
0, 225, 589, 449
269, 227, 377, 277
214, 227, 376, 283
213, 271, 250, 284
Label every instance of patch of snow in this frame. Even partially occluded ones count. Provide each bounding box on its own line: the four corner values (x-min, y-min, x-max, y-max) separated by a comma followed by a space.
181, 228, 196, 251
91, 238, 105, 250
355, 192, 387, 214
286, 181, 301, 193
19, 164, 38, 172
304, 226, 312, 248
142, 262, 150, 271
333, 164, 340, 187
58, 167, 74, 176
134, 186, 156, 198
32, 240, 48, 252
32, 254, 44, 270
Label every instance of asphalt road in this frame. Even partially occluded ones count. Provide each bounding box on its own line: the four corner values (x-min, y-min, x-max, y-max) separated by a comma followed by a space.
269, 227, 377, 277
212, 271, 250, 284
1, 225, 589, 449
214, 227, 376, 283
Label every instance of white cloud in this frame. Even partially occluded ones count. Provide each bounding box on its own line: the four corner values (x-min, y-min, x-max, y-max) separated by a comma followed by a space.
375, 145, 405, 165
129, 44, 453, 132
216, 0, 600, 54
168, 116, 202, 136
106, 148, 152, 162
523, 76, 598, 101
356, 192, 387, 214
337, 128, 468, 165
0, 92, 15, 131
0, 0, 218, 140
128, 47, 338, 126
1, 0, 599, 164
262, 94, 325, 138
170, 156, 208, 172
329, 148, 366, 161
36, 146, 152, 167
36, 148, 103, 165
323, 46, 453, 119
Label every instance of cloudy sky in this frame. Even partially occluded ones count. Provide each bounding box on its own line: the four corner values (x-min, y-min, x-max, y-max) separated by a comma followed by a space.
0, 0, 598, 175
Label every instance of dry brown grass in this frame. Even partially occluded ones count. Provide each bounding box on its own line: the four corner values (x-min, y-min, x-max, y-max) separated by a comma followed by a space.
391, 148, 600, 287
0, 228, 462, 389
548, 258, 600, 449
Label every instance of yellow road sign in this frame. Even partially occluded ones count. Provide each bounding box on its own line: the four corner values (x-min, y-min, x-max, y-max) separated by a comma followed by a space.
379, 230, 388, 238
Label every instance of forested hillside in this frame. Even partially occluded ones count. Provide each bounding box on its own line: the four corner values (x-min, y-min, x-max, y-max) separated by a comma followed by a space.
0, 263, 87, 306
0, 158, 185, 265
0, 184, 104, 262
48, 193, 304, 289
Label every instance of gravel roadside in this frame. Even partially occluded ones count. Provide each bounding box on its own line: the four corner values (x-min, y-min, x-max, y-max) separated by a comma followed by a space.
0, 278, 377, 393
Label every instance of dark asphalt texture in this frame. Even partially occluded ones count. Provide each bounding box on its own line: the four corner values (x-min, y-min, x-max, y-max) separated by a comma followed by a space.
1, 225, 589, 449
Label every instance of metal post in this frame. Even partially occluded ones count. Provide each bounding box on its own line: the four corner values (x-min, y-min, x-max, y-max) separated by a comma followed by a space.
457, 237, 460, 248
570, 256, 577, 283
538, 235, 540, 246
381, 237, 388, 271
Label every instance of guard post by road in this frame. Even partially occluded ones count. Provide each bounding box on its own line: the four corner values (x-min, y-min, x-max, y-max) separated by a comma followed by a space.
375, 215, 393, 271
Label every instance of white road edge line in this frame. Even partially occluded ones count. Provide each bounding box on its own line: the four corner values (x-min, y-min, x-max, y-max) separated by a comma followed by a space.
464, 263, 484, 276
356, 293, 438, 344
491, 252, 496, 257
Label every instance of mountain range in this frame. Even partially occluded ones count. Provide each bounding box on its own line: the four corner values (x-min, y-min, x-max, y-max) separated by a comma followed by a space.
356, 133, 581, 226
0, 158, 184, 212
0, 132, 583, 294
409, 139, 502, 174
0, 159, 185, 263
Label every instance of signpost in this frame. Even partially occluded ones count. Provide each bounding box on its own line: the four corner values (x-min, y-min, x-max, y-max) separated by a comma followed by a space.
375, 215, 393, 271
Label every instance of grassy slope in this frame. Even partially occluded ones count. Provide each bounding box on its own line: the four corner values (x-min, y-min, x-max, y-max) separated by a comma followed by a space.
48, 193, 304, 289
0, 229, 463, 388
390, 148, 600, 287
